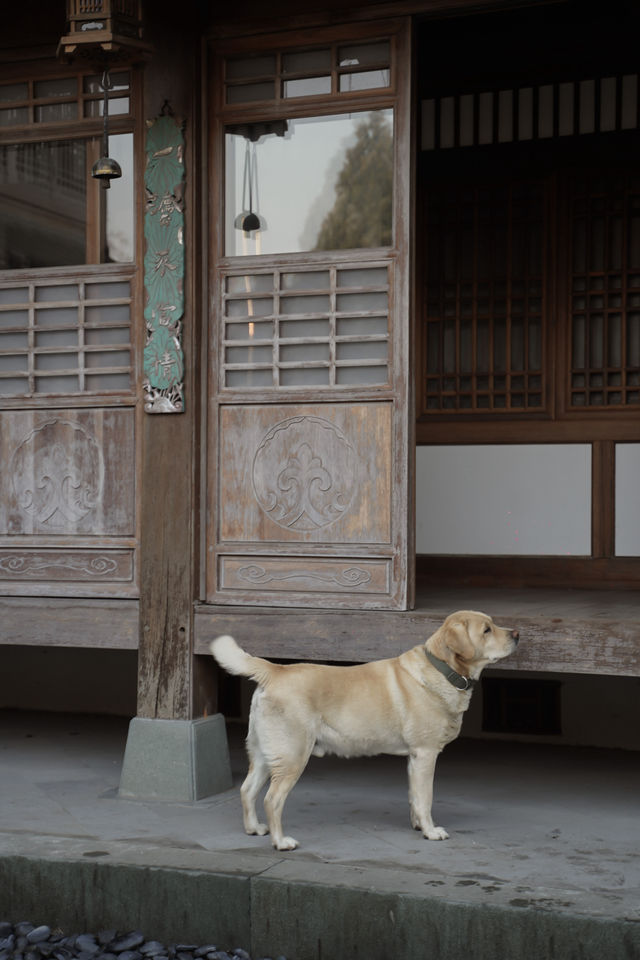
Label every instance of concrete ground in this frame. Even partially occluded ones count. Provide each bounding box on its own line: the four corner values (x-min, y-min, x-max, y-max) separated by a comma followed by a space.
0, 709, 639, 960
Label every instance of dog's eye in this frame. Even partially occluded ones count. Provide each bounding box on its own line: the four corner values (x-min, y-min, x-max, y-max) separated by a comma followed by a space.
483, 626, 491, 634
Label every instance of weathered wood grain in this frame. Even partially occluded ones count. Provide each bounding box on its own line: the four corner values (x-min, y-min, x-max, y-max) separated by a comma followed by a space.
194, 588, 640, 676
0, 597, 139, 649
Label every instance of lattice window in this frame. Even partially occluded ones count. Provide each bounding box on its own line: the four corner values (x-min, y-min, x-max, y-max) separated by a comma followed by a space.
221, 262, 390, 389
569, 172, 640, 408
0, 72, 131, 127
0, 271, 134, 397
422, 74, 638, 151
421, 181, 545, 413
225, 42, 390, 106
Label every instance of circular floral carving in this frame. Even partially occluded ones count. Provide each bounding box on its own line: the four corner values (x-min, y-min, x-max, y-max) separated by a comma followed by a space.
252, 416, 358, 532
10, 419, 104, 529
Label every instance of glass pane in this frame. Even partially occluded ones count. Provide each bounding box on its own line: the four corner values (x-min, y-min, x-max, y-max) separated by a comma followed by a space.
339, 42, 390, 67
226, 56, 276, 80
225, 345, 272, 363
225, 109, 394, 256
0, 107, 28, 126
34, 374, 78, 393
0, 377, 28, 395
85, 282, 130, 299
0, 355, 28, 371
85, 327, 130, 345
35, 103, 78, 123
35, 307, 78, 327
85, 372, 130, 391
282, 50, 331, 74
83, 73, 130, 94
280, 343, 329, 362
281, 294, 330, 314
34, 78, 77, 99
336, 341, 387, 360
0, 141, 86, 268
226, 298, 273, 318
85, 349, 130, 367
337, 267, 387, 287
226, 274, 273, 294
0, 288, 28, 304
226, 368, 272, 387
281, 271, 330, 290
35, 285, 78, 302
35, 352, 78, 370
0, 310, 28, 328
225, 321, 272, 340
280, 319, 330, 338
0, 332, 28, 349
84, 97, 130, 118
0, 83, 28, 102
226, 81, 275, 105
336, 316, 387, 336
339, 71, 390, 92
283, 77, 331, 98
280, 367, 329, 386
336, 365, 386, 385
105, 133, 134, 262
336, 291, 387, 311
35, 330, 76, 348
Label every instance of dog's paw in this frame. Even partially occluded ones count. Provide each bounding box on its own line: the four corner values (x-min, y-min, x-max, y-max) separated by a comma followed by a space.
423, 826, 449, 841
246, 822, 269, 837
275, 835, 299, 851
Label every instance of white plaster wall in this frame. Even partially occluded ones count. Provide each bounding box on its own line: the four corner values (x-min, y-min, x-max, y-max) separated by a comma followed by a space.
615, 444, 640, 557
416, 444, 591, 555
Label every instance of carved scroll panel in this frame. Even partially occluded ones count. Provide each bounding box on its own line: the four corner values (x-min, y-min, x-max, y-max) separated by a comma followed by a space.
0, 408, 136, 595
212, 402, 394, 605
218, 403, 391, 544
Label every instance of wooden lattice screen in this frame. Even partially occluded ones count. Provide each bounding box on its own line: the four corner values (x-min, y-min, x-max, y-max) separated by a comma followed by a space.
421, 180, 546, 414
569, 171, 640, 409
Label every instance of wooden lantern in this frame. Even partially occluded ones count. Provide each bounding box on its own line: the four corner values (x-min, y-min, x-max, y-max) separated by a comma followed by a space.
57, 0, 152, 60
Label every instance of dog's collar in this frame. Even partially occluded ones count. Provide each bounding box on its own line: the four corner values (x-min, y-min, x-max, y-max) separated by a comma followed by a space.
424, 649, 477, 692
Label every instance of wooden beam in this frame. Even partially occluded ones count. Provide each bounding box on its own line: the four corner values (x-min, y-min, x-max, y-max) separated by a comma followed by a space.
0, 598, 138, 649
193, 586, 640, 677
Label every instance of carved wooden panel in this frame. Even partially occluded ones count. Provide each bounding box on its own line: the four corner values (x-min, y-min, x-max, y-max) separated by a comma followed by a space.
0, 549, 133, 582
219, 556, 390, 594
0, 409, 135, 537
218, 403, 391, 544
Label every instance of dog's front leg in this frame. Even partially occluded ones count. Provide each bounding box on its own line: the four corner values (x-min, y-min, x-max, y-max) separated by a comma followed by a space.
407, 748, 449, 840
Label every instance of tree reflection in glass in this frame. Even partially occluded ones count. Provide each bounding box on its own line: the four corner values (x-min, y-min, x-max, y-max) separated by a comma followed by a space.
225, 109, 393, 256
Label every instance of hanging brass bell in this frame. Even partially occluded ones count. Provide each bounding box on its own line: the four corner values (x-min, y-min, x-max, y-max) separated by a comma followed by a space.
92, 155, 122, 187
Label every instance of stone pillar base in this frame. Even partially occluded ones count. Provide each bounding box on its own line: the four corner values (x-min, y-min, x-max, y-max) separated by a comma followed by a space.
119, 714, 232, 801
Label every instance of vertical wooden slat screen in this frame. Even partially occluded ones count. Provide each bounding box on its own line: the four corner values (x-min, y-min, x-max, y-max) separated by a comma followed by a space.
421, 180, 546, 414
569, 172, 640, 409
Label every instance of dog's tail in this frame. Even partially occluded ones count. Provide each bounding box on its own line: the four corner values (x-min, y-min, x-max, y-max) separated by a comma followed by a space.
210, 634, 274, 686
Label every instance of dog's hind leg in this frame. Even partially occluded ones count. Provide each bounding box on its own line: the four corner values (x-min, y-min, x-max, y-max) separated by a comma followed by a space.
240, 753, 270, 837
263, 756, 309, 851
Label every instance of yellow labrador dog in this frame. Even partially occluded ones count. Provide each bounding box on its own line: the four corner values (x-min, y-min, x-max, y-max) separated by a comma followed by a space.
210, 610, 519, 851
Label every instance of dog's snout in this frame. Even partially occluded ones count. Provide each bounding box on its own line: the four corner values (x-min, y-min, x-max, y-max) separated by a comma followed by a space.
510, 629, 520, 645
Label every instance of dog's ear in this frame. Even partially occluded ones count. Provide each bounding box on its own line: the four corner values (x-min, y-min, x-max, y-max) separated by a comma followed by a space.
434, 616, 476, 664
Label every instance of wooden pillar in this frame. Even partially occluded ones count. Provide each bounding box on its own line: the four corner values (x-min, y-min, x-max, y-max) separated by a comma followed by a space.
591, 440, 615, 560
136, 7, 203, 722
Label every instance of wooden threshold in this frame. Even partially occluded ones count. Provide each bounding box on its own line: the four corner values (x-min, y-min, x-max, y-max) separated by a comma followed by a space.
194, 585, 640, 677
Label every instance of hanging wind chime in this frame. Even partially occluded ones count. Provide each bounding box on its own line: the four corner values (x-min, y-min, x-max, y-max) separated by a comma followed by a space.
91, 70, 122, 189
235, 139, 261, 233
